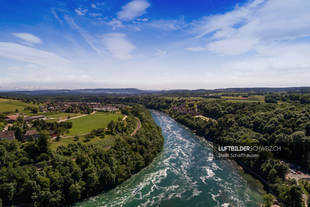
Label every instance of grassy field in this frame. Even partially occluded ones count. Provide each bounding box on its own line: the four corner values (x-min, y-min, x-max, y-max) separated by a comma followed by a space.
65, 112, 123, 136
50, 135, 116, 151
0, 98, 38, 114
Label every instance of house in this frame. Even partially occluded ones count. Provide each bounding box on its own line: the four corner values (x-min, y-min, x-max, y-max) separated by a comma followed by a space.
0, 130, 15, 141
24, 130, 39, 140
6, 114, 19, 123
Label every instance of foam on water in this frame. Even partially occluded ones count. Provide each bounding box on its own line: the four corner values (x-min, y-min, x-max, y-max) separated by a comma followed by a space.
74, 111, 263, 207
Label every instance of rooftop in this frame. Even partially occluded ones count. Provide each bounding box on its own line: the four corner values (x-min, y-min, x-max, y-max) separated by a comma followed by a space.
0, 130, 15, 141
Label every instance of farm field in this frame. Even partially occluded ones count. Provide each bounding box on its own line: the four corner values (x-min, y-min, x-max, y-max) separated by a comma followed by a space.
0, 98, 38, 113
66, 112, 123, 136
221, 95, 265, 102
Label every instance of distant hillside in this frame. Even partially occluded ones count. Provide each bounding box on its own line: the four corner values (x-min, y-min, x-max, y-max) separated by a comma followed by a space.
0, 88, 158, 96
0, 87, 310, 96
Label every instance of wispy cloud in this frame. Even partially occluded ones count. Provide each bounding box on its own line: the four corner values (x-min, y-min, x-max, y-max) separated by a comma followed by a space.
146, 19, 186, 31
108, 19, 124, 30
91, 4, 97, 9
117, 0, 150, 21
190, 0, 310, 55
51, 8, 63, 24
64, 15, 101, 54
0, 42, 70, 66
102, 33, 136, 60
75, 8, 88, 16
89, 13, 102, 17
186, 47, 205, 52
12, 33, 42, 45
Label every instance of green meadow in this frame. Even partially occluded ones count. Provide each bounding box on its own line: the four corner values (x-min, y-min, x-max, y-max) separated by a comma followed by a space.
0, 98, 38, 113
50, 135, 115, 151
66, 112, 123, 136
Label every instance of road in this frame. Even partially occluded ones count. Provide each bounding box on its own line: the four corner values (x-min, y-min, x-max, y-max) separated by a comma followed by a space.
131, 117, 141, 136
286, 168, 310, 207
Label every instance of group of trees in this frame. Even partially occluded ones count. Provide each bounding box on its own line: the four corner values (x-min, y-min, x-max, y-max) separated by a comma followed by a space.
265, 93, 310, 104
8, 118, 73, 142
64, 104, 92, 114
33, 120, 72, 135
0, 105, 163, 206
24, 106, 39, 114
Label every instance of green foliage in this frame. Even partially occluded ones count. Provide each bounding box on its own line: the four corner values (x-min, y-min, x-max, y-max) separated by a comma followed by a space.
263, 193, 274, 207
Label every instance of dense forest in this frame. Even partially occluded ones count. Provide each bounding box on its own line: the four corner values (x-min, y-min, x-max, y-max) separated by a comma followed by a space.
0, 105, 164, 206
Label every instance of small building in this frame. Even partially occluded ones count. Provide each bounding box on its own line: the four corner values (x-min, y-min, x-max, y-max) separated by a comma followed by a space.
0, 130, 15, 141
6, 114, 19, 123
25, 130, 39, 140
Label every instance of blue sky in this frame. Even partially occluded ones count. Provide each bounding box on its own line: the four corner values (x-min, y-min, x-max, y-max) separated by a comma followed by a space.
0, 0, 310, 90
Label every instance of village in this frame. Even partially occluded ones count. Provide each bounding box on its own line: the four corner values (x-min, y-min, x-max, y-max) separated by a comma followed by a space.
0, 100, 120, 142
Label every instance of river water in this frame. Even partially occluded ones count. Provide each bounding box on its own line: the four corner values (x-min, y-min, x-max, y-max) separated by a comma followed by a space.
75, 111, 263, 207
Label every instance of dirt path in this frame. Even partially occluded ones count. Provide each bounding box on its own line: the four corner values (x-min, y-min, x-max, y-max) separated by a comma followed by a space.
57, 111, 96, 123
131, 117, 141, 136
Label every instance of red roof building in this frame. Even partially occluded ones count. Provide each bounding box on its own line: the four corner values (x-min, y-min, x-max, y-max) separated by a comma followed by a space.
0, 131, 15, 141
6, 114, 19, 122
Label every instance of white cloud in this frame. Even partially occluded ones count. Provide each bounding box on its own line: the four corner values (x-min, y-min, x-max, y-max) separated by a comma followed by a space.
117, 0, 150, 21
0, 42, 70, 66
102, 33, 136, 60
190, 0, 310, 55
12, 33, 42, 45
212, 42, 310, 87
75, 8, 88, 16
91, 4, 97, 9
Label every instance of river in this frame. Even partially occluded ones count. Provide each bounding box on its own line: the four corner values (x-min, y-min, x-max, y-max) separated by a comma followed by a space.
74, 111, 263, 207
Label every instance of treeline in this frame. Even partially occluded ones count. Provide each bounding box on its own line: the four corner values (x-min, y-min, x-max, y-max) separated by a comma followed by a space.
0, 105, 164, 206
265, 93, 310, 104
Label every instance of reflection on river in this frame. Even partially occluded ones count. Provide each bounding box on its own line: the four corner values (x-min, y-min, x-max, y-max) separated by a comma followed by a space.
75, 111, 263, 207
